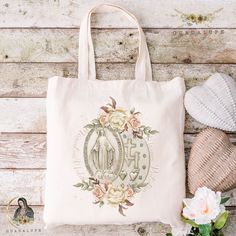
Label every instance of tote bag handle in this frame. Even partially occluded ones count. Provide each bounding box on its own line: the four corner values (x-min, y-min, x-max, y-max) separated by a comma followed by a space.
78, 4, 152, 82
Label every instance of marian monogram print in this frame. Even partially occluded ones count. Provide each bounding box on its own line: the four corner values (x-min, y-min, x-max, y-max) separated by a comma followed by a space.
74, 97, 158, 216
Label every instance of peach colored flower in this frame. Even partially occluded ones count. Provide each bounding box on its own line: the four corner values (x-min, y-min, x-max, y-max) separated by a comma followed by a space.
128, 115, 141, 131
125, 187, 134, 199
99, 112, 109, 126
93, 185, 106, 201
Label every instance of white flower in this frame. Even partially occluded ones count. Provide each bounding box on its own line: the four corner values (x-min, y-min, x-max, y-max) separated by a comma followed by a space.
182, 187, 225, 225
108, 108, 128, 131
107, 186, 126, 206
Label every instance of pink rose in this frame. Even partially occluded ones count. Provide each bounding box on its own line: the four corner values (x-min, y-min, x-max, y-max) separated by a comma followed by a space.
125, 187, 134, 199
93, 185, 106, 201
99, 112, 109, 126
128, 115, 141, 131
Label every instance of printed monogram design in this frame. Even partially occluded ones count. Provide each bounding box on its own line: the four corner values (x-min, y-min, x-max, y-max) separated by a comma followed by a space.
74, 97, 158, 216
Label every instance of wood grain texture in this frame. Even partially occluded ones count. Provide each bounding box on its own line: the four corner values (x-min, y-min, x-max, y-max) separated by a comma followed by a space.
1, 205, 170, 236
0, 63, 236, 97
0, 169, 235, 207
0, 29, 235, 63
1, 133, 236, 169
0, 133, 46, 169
1, 0, 236, 234
0, 208, 236, 236
1, 133, 236, 206
2, 96, 236, 133
0, 98, 207, 133
0, 0, 234, 28
0, 98, 45, 133
0, 170, 45, 206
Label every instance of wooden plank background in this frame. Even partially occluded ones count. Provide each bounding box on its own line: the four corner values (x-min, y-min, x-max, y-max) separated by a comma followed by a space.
0, 0, 236, 235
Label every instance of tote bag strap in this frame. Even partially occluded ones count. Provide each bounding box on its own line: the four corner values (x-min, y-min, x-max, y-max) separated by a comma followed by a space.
78, 4, 152, 82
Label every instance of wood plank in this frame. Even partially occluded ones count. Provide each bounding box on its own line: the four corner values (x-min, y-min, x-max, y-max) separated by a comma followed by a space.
1, 63, 236, 97
0, 98, 205, 133
223, 209, 236, 236
0, 208, 236, 236
0, 0, 235, 28
1, 133, 236, 169
0, 205, 170, 236
0, 29, 235, 63
0, 134, 46, 169
0, 98, 45, 133
0, 170, 235, 207
0, 170, 44, 206
1, 97, 235, 133
1, 1, 235, 234
0, 164, 236, 207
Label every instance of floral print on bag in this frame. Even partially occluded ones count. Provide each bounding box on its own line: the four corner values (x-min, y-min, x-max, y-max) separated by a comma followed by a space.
74, 97, 158, 216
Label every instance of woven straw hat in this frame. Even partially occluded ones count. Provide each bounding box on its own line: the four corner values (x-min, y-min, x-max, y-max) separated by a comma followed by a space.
188, 128, 236, 194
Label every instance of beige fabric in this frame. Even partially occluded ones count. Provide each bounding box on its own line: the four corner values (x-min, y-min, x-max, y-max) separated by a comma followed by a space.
44, 4, 186, 230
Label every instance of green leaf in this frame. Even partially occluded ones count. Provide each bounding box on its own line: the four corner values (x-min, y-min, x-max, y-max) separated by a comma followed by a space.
84, 124, 94, 129
220, 197, 230, 205
88, 179, 94, 186
181, 216, 198, 228
214, 211, 229, 230
73, 183, 83, 187
132, 186, 141, 193
99, 201, 104, 208
81, 182, 89, 190
91, 119, 100, 124
87, 186, 94, 191
137, 182, 148, 188
198, 224, 212, 236
149, 130, 158, 135
166, 234, 172, 236
130, 107, 135, 114
143, 128, 150, 136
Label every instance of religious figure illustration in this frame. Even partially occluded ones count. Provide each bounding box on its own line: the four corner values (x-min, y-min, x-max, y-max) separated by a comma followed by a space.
13, 198, 34, 224
90, 129, 115, 177
74, 97, 158, 216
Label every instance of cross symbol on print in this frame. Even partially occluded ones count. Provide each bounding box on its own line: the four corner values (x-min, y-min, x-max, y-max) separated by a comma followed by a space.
124, 138, 140, 170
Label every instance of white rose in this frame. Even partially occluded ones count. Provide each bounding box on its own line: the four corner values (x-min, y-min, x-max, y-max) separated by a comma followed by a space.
108, 109, 128, 131
182, 187, 224, 224
128, 114, 141, 131
107, 186, 126, 206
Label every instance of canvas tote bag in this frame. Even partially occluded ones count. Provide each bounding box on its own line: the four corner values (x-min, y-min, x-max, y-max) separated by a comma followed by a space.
44, 4, 186, 231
